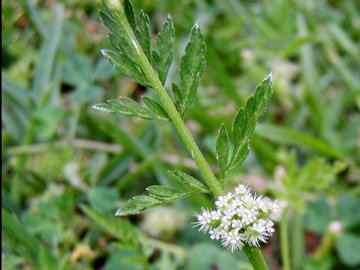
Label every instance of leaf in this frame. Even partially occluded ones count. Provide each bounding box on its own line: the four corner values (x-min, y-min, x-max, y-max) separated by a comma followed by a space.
304, 198, 332, 235
146, 185, 180, 200
169, 170, 208, 193
186, 243, 241, 270
216, 124, 229, 179
222, 74, 272, 178
335, 232, 360, 267
2, 208, 63, 268
124, 0, 136, 31
135, 11, 151, 62
179, 23, 206, 116
141, 96, 168, 120
81, 205, 140, 246
120, 97, 154, 118
336, 195, 360, 229
153, 15, 174, 85
105, 250, 144, 270
93, 98, 168, 121
171, 82, 183, 111
31, 5, 63, 101
100, 3, 151, 87
87, 187, 119, 212
255, 124, 345, 159
101, 49, 150, 87
115, 170, 208, 216
115, 195, 162, 216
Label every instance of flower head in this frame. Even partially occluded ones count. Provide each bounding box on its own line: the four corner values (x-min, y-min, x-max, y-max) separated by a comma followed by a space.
194, 184, 280, 252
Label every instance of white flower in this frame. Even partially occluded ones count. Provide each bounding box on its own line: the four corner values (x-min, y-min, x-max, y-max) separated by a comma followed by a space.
235, 184, 249, 195
215, 192, 233, 208
194, 183, 280, 252
209, 227, 222, 240
222, 230, 245, 252
194, 208, 212, 232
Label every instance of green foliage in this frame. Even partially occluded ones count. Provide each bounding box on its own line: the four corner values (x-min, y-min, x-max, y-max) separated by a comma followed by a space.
176, 24, 206, 117
186, 243, 249, 270
81, 205, 141, 248
335, 232, 360, 267
153, 15, 174, 85
115, 170, 209, 216
216, 75, 272, 182
93, 97, 168, 121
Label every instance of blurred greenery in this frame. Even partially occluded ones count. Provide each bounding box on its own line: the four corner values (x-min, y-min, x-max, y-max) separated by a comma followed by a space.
2, 0, 359, 269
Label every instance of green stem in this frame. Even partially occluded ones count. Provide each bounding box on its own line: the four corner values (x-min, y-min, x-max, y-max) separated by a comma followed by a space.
280, 210, 291, 270
110, 2, 223, 198
314, 228, 336, 260
243, 244, 268, 270
291, 211, 304, 270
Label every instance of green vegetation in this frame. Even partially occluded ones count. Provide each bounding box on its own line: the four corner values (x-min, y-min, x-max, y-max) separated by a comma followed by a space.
2, 0, 359, 269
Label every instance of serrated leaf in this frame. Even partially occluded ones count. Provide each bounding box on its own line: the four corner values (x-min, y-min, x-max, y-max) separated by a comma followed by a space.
154, 15, 174, 85
124, 0, 136, 31
169, 170, 208, 193
120, 97, 153, 118
224, 74, 272, 179
179, 24, 206, 116
101, 49, 150, 86
93, 98, 167, 121
135, 11, 151, 61
171, 82, 183, 111
216, 124, 229, 179
231, 108, 245, 147
141, 96, 168, 120
115, 171, 209, 216
116, 195, 162, 216
100, 3, 151, 88
146, 185, 179, 199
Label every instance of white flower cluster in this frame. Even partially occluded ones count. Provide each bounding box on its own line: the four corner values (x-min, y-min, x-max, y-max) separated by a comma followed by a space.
194, 184, 280, 252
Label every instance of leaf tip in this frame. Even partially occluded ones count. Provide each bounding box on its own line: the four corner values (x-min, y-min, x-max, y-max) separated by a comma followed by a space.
100, 49, 107, 56
266, 72, 272, 82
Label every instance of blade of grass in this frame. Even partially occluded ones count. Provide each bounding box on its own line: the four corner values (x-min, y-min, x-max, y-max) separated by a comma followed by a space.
31, 4, 63, 101
255, 124, 345, 159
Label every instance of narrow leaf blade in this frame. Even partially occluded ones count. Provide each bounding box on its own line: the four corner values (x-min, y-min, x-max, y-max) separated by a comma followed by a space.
216, 124, 229, 179
154, 15, 174, 85
136, 11, 152, 61
179, 24, 206, 116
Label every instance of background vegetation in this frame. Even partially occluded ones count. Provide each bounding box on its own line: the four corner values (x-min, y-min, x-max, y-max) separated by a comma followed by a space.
2, 0, 360, 269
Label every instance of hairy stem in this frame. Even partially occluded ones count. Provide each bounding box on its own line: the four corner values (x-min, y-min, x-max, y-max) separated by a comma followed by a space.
108, 1, 223, 197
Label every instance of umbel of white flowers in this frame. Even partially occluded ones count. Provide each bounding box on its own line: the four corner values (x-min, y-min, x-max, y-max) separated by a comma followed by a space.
194, 184, 280, 252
